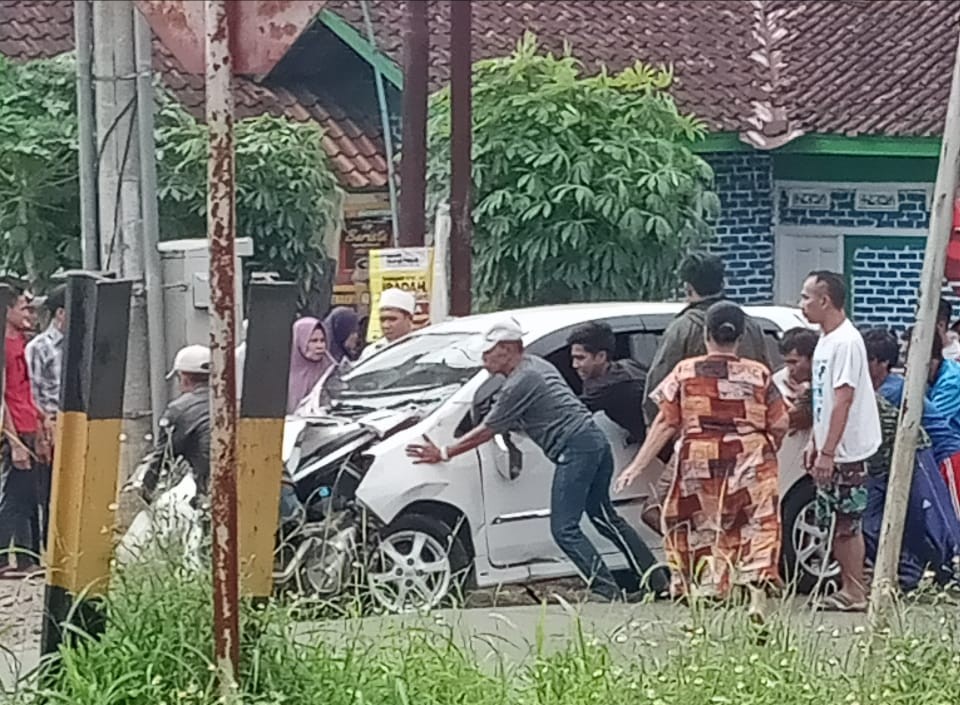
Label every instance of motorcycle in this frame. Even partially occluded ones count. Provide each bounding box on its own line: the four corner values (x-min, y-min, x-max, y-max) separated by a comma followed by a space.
117, 407, 422, 603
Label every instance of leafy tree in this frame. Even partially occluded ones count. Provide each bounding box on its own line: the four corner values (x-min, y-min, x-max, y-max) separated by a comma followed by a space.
0, 54, 343, 307
427, 33, 720, 310
156, 98, 344, 310
0, 55, 81, 283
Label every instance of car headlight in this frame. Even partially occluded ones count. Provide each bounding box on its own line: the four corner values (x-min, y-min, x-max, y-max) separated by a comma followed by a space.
284, 445, 302, 477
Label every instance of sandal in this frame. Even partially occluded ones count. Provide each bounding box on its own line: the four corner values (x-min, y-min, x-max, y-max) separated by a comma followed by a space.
818, 592, 867, 612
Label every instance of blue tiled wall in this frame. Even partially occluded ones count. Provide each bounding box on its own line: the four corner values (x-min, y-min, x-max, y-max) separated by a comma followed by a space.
848, 239, 924, 330
705, 153, 774, 304
778, 189, 930, 229
849, 239, 959, 331
775, 185, 933, 330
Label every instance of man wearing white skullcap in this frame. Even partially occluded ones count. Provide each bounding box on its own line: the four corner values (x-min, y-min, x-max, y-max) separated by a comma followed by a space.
359, 287, 417, 361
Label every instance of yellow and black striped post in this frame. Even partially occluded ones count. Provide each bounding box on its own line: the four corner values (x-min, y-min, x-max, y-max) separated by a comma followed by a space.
41, 273, 132, 655
237, 282, 297, 597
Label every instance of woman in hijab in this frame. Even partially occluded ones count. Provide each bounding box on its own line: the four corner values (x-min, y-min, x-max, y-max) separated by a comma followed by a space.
323, 307, 361, 363
287, 317, 335, 414
616, 302, 787, 621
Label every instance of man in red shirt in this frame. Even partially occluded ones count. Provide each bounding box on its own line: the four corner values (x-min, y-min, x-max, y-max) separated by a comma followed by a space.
0, 284, 50, 577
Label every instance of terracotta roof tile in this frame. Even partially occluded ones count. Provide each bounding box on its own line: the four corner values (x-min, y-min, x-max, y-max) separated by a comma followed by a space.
0, 0, 388, 190
773, 0, 960, 137
5, 0, 960, 188
326, 0, 960, 139
328, 0, 768, 133
0, 0, 71, 59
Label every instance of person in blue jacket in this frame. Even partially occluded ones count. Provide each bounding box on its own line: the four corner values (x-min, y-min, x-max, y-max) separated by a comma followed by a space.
861, 328, 960, 590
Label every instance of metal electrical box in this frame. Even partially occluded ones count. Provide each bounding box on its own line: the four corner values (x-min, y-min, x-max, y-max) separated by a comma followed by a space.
159, 238, 253, 380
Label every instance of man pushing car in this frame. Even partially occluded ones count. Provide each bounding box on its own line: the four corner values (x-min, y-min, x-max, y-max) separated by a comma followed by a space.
406, 317, 668, 602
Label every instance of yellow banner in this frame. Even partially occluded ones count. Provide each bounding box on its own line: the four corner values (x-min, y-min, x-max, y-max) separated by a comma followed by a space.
366, 247, 434, 342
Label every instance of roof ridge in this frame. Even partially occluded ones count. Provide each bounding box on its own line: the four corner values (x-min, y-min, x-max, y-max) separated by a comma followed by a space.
742, 0, 805, 149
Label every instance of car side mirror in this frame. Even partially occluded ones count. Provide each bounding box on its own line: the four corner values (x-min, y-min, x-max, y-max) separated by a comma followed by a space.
493, 433, 522, 481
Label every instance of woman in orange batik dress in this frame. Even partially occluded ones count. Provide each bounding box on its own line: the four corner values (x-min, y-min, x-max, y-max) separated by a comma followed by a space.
616, 302, 788, 620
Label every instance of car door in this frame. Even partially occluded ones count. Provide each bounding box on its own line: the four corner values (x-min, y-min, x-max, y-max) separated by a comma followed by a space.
478, 316, 655, 569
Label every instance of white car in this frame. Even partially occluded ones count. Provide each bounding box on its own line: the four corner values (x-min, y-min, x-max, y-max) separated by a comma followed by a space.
282, 302, 836, 612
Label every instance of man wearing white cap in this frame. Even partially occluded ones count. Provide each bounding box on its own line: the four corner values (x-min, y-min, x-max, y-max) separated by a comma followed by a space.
359, 287, 417, 362
406, 318, 667, 602
140, 344, 211, 503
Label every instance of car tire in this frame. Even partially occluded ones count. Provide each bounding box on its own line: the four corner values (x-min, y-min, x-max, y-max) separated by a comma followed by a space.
367, 512, 473, 612
780, 479, 841, 594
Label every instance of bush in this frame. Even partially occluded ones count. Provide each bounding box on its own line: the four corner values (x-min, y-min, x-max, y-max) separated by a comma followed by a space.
0, 54, 81, 284
156, 98, 344, 310
0, 54, 343, 306
427, 33, 720, 310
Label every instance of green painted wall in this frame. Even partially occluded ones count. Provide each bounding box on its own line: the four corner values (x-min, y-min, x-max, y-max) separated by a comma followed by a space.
774, 154, 937, 183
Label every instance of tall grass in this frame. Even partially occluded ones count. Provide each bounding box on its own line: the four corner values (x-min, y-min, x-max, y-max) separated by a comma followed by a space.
6, 562, 960, 705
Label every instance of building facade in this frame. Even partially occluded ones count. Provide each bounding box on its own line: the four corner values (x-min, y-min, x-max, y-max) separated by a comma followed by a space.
704, 149, 948, 330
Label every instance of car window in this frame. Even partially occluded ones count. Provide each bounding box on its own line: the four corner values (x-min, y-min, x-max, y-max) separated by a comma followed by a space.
628, 332, 660, 369
628, 328, 785, 374
329, 332, 485, 397
545, 327, 647, 396
545, 346, 582, 395
764, 331, 784, 371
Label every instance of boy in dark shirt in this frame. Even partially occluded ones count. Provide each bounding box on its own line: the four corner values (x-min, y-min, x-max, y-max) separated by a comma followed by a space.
567, 322, 647, 444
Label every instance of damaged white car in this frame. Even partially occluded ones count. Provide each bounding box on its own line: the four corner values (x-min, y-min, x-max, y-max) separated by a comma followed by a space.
271, 302, 831, 612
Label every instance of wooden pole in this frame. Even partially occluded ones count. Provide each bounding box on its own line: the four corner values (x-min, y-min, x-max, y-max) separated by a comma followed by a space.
399, 0, 428, 247
449, 0, 472, 316
869, 30, 960, 627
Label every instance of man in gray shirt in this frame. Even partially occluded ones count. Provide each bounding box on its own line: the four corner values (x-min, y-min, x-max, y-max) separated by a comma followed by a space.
407, 318, 665, 601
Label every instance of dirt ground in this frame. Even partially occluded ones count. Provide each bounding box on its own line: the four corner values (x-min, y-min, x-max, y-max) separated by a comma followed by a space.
0, 575, 43, 650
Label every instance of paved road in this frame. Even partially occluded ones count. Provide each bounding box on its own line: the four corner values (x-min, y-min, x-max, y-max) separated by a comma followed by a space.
2, 576, 948, 694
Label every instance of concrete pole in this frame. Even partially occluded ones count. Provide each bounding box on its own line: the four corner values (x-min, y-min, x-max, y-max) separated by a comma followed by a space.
134, 7, 169, 430
74, 0, 100, 270
399, 0, 428, 247
92, 0, 117, 267
449, 0, 472, 316
93, 1, 152, 480
205, 0, 241, 689
869, 30, 960, 627
114, 1, 154, 480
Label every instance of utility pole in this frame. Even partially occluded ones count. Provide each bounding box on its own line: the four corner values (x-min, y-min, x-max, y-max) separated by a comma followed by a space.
74, 0, 99, 270
92, 0, 153, 478
449, 0, 472, 316
134, 7, 169, 429
399, 0, 428, 247
869, 30, 960, 627
92, 0, 117, 266
205, 0, 241, 690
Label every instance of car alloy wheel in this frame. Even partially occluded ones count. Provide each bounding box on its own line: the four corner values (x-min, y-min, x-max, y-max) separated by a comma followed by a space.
791, 498, 841, 586
367, 529, 452, 612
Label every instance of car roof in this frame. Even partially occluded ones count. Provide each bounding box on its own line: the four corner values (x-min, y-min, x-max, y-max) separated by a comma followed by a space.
415, 302, 809, 341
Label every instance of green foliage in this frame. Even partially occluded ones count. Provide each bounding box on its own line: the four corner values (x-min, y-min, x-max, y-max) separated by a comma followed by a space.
156, 98, 344, 308
0, 54, 343, 302
0, 54, 82, 283
12, 564, 960, 705
427, 33, 721, 310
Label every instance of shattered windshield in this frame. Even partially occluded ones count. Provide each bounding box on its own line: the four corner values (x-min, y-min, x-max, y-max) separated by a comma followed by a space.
329, 332, 486, 398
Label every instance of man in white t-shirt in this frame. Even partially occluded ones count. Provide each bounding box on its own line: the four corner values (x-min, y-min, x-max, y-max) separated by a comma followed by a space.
800, 271, 881, 611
